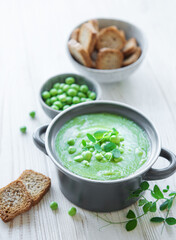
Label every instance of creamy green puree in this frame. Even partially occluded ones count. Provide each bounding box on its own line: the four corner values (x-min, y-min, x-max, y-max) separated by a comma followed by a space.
55, 113, 150, 180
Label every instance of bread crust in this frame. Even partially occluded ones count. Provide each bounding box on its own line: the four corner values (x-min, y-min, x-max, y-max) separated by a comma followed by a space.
122, 47, 141, 67
70, 28, 80, 41
122, 38, 137, 57
96, 48, 124, 69
96, 26, 125, 50
0, 180, 32, 222
68, 39, 92, 67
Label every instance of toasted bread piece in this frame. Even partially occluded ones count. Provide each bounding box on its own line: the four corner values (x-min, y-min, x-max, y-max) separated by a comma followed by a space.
96, 48, 124, 69
96, 26, 125, 50
68, 39, 92, 67
122, 47, 141, 67
0, 180, 32, 222
78, 22, 97, 54
88, 19, 99, 31
18, 170, 51, 206
122, 38, 137, 57
119, 30, 126, 40
71, 28, 80, 41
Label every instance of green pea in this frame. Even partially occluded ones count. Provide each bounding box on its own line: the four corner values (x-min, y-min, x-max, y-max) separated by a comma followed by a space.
65, 77, 75, 85
53, 101, 62, 109
50, 88, 58, 96
68, 207, 77, 216
82, 151, 92, 161
63, 84, 69, 92
101, 143, 106, 150
20, 126, 27, 134
67, 138, 75, 146
89, 92, 96, 100
60, 83, 65, 89
80, 85, 88, 93
87, 90, 91, 96
51, 105, 59, 110
89, 147, 94, 152
45, 98, 52, 106
74, 155, 83, 162
81, 97, 86, 102
110, 135, 120, 144
50, 201, 58, 210
63, 105, 70, 110
82, 160, 90, 167
29, 111, 35, 119
53, 83, 60, 89
58, 94, 67, 102
65, 96, 72, 105
101, 151, 106, 156
50, 96, 57, 104
67, 88, 77, 97
72, 96, 80, 104
57, 89, 63, 95
42, 91, 50, 100
68, 146, 76, 154
78, 92, 86, 98
95, 153, 103, 161
114, 156, 124, 162
104, 152, 113, 160
71, 84, 80, 91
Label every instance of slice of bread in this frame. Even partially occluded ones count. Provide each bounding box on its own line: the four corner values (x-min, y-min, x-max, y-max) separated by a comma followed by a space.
119, 30, 126, 40
122, 38, 137, 57
71, 28, 80, 41
88, 19, 99, 32
122, 47, 141, 67
68, 39, 92, 67
96, 48, 124, 69
18, 170, 51, 206
0, 180, 32, 222
78, 22, 97, 54
96, 26, 125, 50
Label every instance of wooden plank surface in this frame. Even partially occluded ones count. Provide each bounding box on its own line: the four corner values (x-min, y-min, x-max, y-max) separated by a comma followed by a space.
0, 0, 176, 239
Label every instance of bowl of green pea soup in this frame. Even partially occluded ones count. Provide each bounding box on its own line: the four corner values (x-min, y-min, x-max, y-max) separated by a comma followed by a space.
40, 73, 101, 118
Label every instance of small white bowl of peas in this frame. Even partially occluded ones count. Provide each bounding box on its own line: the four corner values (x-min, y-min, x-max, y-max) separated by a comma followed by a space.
40, 73, 101, 118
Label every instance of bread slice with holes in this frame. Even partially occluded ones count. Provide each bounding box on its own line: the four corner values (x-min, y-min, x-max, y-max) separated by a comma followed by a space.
18, 170, 51, 206
96, 48, 124, 69
78, 22, 97, 54
70, 28, 80, 41
122, 38, 137, 57
68, 39, 92, 67
96, 26, 125, 50
122, 47, 141, 67
0, 180, 32, 222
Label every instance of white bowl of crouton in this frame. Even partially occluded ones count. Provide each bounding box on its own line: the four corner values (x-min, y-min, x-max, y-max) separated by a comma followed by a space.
67, 18, 147, 83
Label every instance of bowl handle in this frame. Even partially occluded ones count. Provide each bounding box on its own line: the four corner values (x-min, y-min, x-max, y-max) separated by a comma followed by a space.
143, 148, 176, 181
33, 125, 48, 155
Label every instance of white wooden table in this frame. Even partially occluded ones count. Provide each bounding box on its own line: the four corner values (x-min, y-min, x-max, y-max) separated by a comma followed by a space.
0, 0, 176, 239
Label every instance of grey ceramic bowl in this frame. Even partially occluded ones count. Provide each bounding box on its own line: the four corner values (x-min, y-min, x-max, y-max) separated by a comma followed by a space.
67, 18, 147, 83
39, 73, 101, 118
33, 101, 176, 212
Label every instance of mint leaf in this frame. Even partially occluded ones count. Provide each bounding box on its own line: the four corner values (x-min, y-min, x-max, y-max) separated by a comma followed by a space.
104, 142, 116, 152
126, 210, 136, 219
94, 143, 102, 152
125, 219, 137, 231
112, 149, 121, 158
143, 202, 152, 213
94, 130, 107, 139
87, 133, 96, 143
150, 202, 157, 212
140, 181, 149, 190
138, 199, 148, 206
166, 217, 176, 225
82, 139, 87, 147
150, 217, 164, 223
160, 200, 169, 211
169, 192, 176, 197
151, 185, 164, 199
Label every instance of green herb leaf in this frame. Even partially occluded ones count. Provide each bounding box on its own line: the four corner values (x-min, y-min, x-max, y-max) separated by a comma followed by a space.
160, 200, 169, 211
94, 130, 107, 139
112, 128, 118, 134
104, 142, 116, 152
168, 197, 174, 210
94, 143, 102, 152
151, 185, 164, 199
140, 181, 149, 191
82, 139, 87, 147
150, 217, 164, 223
150, 202, 157, 212
125, 219, 137, 231
87, 133, 96, 143
169, 192, 176, 197
166, 217, 176, 225
138, 199, 148, 206
112, 149, 121, 158
126, 210, 136, 219
143, 202, 152, 213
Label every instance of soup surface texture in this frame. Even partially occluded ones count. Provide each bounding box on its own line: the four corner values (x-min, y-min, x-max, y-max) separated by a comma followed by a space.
55, 113, 150, 180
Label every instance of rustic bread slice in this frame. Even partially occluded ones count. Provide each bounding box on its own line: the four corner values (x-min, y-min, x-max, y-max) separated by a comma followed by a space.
0, 180, 32, 222
88, 19, 99, 31
96, 48, 124, 69
122, 47, 141, 67
122, 38, 137, 57
78, 22, 97, 54
70, 28, 80, 41
96, 26, 125, 50
18, 170, 51, 206
68, 39, 92, 67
